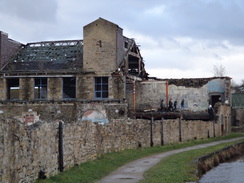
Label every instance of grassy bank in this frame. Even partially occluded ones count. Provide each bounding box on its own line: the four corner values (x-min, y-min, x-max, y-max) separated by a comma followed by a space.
36, 133, 244, 183
139, 139, 244, 183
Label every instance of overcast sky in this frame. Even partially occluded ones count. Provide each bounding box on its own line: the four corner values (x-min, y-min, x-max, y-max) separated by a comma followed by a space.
1, 0, 244, 84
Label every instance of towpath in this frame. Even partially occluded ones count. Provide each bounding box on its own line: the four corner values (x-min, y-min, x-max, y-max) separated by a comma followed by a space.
95, 137, 244, 183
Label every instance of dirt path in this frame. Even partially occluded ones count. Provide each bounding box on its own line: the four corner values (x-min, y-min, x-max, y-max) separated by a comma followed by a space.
95, 137, 244, 183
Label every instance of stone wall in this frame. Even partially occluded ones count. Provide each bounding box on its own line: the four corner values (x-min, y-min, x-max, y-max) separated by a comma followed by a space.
0, 74, 126, 101
48, 78, 62, 100
0, 78, 7, 100
181, 120, 218, 141
129, 80, 210, 111
232, 108, 244, 127
215, 104, 231, 135
83, 18, 119, 73
20, 78, 34, 100
0, 119, 59, 183
0, 114, 225, 183
130, 78, 231, 112
0, 101, 128, 123
0, 31, 22, 67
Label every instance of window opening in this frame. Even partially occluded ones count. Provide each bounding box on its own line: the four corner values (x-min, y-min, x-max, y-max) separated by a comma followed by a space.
63, 77, 76, 99
34, 78, 47, 99
211, 95, 221, 107
131, 45, 138, 54
124, 41, 128, 49
128, 55, 139, 74
7, 78, 19, 100
95, 77, 108, 99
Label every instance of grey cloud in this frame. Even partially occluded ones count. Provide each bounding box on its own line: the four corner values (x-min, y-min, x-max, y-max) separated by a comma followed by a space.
0, 0, 58, 23
114, 0, 244, 46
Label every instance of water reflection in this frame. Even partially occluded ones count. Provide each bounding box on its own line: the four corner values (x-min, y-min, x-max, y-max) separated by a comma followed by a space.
200, 157, 244, 183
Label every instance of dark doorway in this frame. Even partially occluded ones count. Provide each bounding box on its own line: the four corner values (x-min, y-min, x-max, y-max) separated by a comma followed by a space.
211, 95, 221, 107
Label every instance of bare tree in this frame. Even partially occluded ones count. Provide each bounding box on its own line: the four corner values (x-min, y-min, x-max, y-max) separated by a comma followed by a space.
212, 64, 226, 77
232, 79, 244, 92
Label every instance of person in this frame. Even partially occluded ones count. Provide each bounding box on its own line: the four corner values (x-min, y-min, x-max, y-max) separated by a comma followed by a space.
173, 100, 177, 111
169, 99, 173, 111
208, 104, 214, 120
181, 99, 184, 110
160, 99, 165, 111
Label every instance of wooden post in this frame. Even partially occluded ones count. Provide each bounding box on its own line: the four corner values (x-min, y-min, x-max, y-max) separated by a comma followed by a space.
150, 117, 154, 147
58, 122, 64, 172
161, 117, 164, 145
179, 118, 182, 142
133, 81, 136, 113
166, 81, 169, 108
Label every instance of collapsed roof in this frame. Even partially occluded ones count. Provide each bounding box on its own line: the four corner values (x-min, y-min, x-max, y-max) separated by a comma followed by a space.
2, 40, 83, 74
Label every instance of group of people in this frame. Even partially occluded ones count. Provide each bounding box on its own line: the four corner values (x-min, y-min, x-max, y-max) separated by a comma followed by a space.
159, 96, 220, 120
160, 99, 185, 112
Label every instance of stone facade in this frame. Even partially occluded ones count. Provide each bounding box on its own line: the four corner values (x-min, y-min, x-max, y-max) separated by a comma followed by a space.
83, 18, 120, 73
0, 101, 128, 124
0, 119, 220, 183
0, 105, 230, 183
128, 77, 231, 112
234, 109, 244, 126
0, 18, 142, 102
0, 18, 233, 183
0, 31, 22, 67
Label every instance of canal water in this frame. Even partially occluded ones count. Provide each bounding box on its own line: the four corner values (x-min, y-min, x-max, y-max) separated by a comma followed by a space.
199, 156, 244, 183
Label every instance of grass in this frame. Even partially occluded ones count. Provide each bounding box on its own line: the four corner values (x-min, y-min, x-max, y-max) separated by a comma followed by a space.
139, 139, 244, 183
36, 133, 244, 183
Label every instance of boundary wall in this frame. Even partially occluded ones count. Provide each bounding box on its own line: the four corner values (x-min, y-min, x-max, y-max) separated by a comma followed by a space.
0, 117, 223, 183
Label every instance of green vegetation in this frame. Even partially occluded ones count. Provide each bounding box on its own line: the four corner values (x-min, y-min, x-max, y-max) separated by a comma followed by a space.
36, 133, 244, 183
139, 139, 244, 183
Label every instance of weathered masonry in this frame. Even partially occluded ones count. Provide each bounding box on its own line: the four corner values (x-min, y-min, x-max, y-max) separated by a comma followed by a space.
0, 105, 229, 183
0, 18, 147, 101
0, 31, 22, 67
0, 17, 233, 183
127, 77, 231, 112
0, 18, 147, 123
0, 18, 232, 120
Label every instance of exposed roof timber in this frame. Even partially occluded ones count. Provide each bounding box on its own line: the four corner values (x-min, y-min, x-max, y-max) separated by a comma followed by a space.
27, 40, 83, 47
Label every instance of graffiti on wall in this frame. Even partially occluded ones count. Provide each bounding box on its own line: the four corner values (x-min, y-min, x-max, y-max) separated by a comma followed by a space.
22, 109, 40, 125
81, 109, 108, 124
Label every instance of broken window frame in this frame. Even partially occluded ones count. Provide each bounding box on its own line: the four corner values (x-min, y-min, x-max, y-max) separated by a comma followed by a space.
7, 78, 20, 100
128, 55, 140, 74
94, 77, 108, 99
124, 41, 128, 49
62, 77, 76, 99
34, 78, 47, 100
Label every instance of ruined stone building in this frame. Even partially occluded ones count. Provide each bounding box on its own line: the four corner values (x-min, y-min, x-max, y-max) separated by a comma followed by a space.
0, 18, 147, 100
0, 18, 233, 183
0, 18, 148, 123
132, 77, 231, 112
0, 17, 231, 124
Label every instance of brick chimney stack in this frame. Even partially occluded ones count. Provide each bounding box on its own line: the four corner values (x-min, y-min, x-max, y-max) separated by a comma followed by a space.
0, 31, 22, 68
